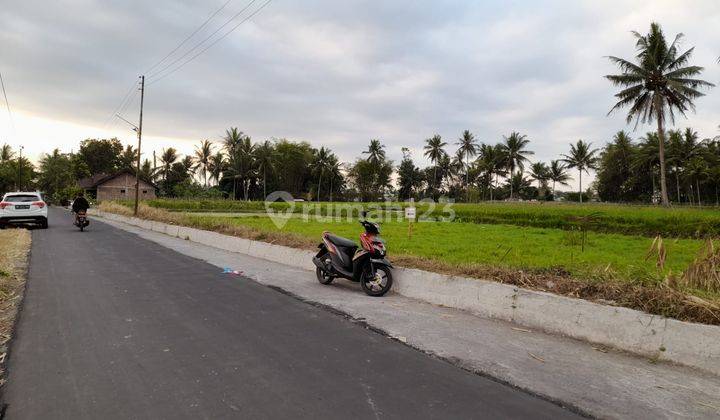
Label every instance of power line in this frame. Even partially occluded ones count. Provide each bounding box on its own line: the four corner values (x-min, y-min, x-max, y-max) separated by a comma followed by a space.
146, 0, 261, 80
103, 79, 139, 129
144, 0, 235, 75
0, 71, 16, 138
147, 0, 272, 86
113, 87, 140, 129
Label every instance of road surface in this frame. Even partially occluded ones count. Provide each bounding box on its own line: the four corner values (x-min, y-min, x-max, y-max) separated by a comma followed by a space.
1, 208, 580, 419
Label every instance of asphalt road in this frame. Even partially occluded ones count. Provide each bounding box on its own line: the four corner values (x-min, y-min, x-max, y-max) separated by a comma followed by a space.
1, 208, 580, 419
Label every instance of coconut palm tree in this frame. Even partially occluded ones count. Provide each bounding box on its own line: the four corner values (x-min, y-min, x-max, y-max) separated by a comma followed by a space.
548, 160, 571, 196
117, 145, 137, 171
194, 139, 214, 188
362, 139, 385, 164
326, 158, 342, 202
222, 128, 244, 155
476, 143, 506, 201
666, 130, 684, 202
685, 157, 709, 206
222, 128, 244, 198
529, 162, 550, 196
237, 137, 256, 200
500, 132, 533, 199
254, 140, 275, 200
634, 132, 661, 200
159, 147, 178, 181
562, 140, 598, 203
313, 146, 332, 202
506, 172, 532, 198
423, 134, 447, 193
223, 129, 253, 199
449, 148, 466, 188
0, 144, 13, 162
208, 152, 225, 187
606, 22, 715, 207
456, 130, 478, 201
180, 156, 196, 178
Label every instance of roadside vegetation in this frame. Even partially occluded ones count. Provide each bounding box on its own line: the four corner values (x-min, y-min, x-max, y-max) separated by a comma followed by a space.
134, 199, 720, 238
101, 201, 720, 325
0, 229, 31, 386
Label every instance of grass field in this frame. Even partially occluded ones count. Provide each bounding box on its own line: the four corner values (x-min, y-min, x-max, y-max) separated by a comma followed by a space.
133, 198, 720, 238
195, 214, 701, 281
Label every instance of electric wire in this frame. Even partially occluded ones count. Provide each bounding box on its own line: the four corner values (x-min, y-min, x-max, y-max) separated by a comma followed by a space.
103, 79, 139, 129
109, 86, 140, 132
147, 0, 272, 86
146, 0, 261, 80
105, 1, 233, 129
0, 71, 16, 138
143, 0, 235, 75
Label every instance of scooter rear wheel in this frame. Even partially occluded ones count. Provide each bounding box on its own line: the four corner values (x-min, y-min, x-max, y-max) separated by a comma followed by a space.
315, 253, 334, 285
360, 266, 393, 297
316, 267, 334, 285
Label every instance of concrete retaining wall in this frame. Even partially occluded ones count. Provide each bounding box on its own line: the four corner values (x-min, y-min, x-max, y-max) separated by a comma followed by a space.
96, 211, 720, 376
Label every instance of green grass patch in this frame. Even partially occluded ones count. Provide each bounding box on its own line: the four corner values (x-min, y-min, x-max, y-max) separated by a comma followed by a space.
127, 199, 720, 238
191, 214, 703, 285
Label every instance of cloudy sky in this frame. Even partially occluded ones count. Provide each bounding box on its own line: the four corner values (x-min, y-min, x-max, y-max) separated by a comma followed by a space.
2, 0, 720, 188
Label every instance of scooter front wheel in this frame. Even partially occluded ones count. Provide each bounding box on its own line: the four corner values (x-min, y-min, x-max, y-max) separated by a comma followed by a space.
360, 265, 393, 297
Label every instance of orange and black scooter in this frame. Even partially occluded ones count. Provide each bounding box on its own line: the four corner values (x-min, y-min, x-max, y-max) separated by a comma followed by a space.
312, 214, 393, 296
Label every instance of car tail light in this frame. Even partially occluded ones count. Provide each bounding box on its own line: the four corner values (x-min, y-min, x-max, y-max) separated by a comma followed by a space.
33, 201, 46, 208
0, 202, 10, 209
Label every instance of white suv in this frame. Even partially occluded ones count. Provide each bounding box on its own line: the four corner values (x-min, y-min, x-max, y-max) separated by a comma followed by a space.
0, 192, 49, 229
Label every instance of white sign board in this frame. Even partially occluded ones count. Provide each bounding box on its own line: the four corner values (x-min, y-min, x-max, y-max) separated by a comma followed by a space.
404, 207, 417, 221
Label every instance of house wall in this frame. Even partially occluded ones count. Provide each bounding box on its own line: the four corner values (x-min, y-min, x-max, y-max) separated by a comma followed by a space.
97, 173, 156, 201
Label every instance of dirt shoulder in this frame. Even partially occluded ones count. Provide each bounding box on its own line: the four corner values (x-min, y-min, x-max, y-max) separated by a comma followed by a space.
0, 229, 31, 386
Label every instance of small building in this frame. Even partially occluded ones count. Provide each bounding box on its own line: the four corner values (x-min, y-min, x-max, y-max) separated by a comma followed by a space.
78, 170, 157, 201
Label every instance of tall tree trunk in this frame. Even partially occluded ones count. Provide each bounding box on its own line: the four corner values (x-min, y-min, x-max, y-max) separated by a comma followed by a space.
317, 171, 322, 203
697, 179, 701, 207
509, 170, 514, 200
465, 155, 470, 203
578, 170, 583, 203
689, 185, 694, 206
552, 180, 556, 196
651, 169, 656, 204
263, 168, 267, 201
490, 173, 495, 201
656, 106, 670, 207
233, 178, 237, 200
675, 167, 681, 203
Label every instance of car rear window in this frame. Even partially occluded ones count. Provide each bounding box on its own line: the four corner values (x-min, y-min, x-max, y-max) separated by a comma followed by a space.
4, 195, 39, 202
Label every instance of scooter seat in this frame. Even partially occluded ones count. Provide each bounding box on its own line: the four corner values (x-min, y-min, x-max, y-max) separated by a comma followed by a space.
326, 234, 357, 248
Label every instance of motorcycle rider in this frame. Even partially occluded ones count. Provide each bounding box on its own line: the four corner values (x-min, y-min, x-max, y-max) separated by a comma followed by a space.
71, 192, 90, 224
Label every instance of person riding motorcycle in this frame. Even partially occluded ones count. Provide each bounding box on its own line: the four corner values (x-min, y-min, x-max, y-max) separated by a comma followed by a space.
71, 193, 90, 224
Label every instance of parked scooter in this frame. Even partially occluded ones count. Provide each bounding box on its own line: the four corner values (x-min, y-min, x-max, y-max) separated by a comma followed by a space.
74, 211, 89, 232
312, 213, 393, 296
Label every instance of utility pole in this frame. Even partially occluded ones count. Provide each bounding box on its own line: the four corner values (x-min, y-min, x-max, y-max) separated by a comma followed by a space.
17, 145, 23, 191
133, 75, 145, 216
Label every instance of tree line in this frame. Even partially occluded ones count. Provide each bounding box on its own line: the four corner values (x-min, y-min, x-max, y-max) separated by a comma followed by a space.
0, 21, 717, 206
3, 122, 718, 206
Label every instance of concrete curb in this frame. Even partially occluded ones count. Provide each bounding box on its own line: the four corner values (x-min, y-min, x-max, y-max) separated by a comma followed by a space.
95, 211, 720, 376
